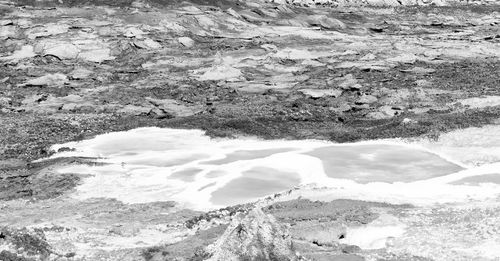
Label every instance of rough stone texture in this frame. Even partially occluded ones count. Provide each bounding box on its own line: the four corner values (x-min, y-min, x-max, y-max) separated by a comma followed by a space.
206, 208, 303, 260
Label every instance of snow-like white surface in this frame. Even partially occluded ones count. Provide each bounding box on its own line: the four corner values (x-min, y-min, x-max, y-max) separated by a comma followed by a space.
48, 126, 500, 211
417, 125, 500, 166
341, 213, 406, 249
455, 96, 500, 109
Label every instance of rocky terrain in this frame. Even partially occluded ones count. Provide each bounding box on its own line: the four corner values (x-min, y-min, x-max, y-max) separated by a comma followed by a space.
1, 0, 500, 260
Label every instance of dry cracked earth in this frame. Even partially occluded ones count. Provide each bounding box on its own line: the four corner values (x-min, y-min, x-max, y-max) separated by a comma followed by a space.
0, 0, 500, 260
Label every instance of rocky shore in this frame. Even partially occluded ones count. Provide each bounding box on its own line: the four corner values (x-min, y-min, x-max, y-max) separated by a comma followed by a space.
1, 0, 500, 260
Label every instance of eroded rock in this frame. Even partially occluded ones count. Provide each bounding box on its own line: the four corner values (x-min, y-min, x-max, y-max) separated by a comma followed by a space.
206, 208, 302, 261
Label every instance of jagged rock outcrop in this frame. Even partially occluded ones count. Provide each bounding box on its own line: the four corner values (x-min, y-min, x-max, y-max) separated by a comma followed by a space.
205, 208, 304, 261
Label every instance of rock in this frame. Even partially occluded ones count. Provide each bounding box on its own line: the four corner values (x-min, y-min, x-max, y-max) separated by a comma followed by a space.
401, 67, 436, 74
0, 97, 11, 107
195, 15, 217, 30
178, 37, 195, 47
24, 74, 68, 87
360, 53, 376, 61
307, 15, 346, 30
78, 49, 114, 63
26, 24, 69, 39
0, 227, 51, 260
367, 105, 401, 119
240, 10, 271, 23
131, 0, 150, 8
180, 5, 203, 14
69, 68, 93, 80
134, 38, 162, 49
0, 45, 36, 61
123, 27, 145, 38
118, 104, 152, 115
206, 208, 302, 261
356, 95, 378, 105
337, 74, 361, 90
274, 48, 313, 60
260, 44, 278, 51
199, 65, 242, 81
25, 94, 88, 112
290, 221, 346, 246
331, 103, 352, 113
146, 97, 201, 117
37, 41, 79, 59
72, 39, 114, 62
387, 53, 417, 64
0, 25, 16, 39
415, 79, 432, 87
225, 8, 242, 19
299, 88, 343, 99
402, 118, 417, 124
301, 59, 325, 67
0, 20, 13, 26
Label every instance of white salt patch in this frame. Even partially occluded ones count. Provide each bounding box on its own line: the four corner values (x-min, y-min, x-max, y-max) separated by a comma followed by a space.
341, 214, 406, 249
46, 127, 499, 211
456, 96, 500, 109
417, 125, 500, 166
462, 240, 500, 259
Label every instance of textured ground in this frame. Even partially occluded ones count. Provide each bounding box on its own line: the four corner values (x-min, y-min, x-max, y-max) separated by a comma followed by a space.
1, 0, 500, 260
